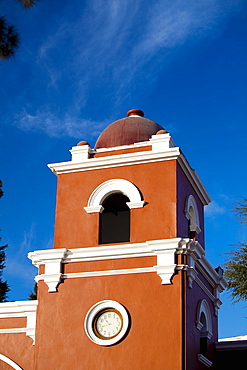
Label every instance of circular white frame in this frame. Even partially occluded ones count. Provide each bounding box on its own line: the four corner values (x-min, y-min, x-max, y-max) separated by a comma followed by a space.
84, 300, 129, 346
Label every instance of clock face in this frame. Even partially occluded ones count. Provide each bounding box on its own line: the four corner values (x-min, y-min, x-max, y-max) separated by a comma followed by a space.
94, 309, 123, 339
84, 300, 129, 346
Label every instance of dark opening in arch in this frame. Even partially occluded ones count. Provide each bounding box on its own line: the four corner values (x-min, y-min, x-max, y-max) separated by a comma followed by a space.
99, 193, 130, 244
199, 312, 208, 357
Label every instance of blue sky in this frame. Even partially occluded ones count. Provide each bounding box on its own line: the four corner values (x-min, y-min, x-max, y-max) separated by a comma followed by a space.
0, 0, 247, 338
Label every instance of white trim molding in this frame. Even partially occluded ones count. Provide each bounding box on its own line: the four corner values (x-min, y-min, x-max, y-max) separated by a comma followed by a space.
0, 300, 38, 343
48, 134, 211, 206
185, 194, 201, 234
0, 354, 23, 370
147, 238, 179, 284
177, 154, 211, 205
149, 132, 173, 151
29, 239, 181, 290
28, 249, 67, 292
69, 144, 93, 162
84, 179, 144, 213
48, 144, 180, 175
196, 299, 213, 339
176, 239, 227, 315
28, 238, 227, 313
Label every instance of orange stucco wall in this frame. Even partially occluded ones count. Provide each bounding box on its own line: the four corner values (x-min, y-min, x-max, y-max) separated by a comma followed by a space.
0, 317, 34, 369
63, 256, 157, 274
38, 157, 184, 368
54, 160, 177, 249
0, 333, 34, 370
34, 269, 184, 370
0, 317, 26, 329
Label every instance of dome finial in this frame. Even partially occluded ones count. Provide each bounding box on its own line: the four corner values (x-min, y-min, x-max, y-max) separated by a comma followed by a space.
126, 109, 144, 117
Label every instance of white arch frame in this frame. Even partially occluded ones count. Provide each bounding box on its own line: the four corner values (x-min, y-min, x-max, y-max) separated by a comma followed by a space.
0, 354, 23, 370
185, 195, 201, 234
84, 179, 145, 213
196, 299, 213, 339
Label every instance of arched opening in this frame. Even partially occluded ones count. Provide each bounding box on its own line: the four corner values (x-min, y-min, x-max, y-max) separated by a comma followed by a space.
199, 312, 208, 357
99, 193, 130, 244
196, 299, 213, 361
188, 206, 196, 240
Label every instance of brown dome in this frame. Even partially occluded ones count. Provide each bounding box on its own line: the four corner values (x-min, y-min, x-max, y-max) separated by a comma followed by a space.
94, 110, 164, 149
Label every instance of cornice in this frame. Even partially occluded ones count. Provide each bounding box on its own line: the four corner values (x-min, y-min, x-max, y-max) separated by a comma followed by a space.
48, 133, 211, 206
177, 153, 211, 205
48, 146, 180, 174
177, 239, 227, 293
0, 300, 38, 342
28, 238, 227, 310
196, 255, 228, 293
0, 300, 38, 317
29, 239, 182, 291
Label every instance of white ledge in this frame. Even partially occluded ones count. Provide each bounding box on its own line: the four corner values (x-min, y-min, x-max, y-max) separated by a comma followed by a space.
29, 239, 182, 291
0, 300, 38, 343
48, 146, 180, 175
28, 238, 227, 302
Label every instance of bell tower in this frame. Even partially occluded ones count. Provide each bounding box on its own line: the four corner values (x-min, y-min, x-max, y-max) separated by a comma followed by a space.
28, 109, 227, 370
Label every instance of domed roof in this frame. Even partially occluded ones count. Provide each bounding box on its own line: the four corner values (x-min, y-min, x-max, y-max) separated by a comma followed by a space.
94, 109, 165, 149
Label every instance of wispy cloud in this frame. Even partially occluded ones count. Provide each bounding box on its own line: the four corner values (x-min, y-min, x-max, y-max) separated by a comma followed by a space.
14, 0, 245, 138
19, 223, 36, 255
5, 224, 37, 281
5, 259, 36, 282
205, 200, 225, 218
15, 108, 107, 140
5, 225, 55, 284
38, 0, 240, 80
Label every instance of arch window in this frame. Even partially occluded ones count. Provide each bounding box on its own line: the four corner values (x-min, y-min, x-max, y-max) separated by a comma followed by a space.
196, 299, 213, 361
184, 195, 201, 239
99, 193, 130, 244
84, 179, 145, 245
199, 312, 208, 357
84, 179, 144, 214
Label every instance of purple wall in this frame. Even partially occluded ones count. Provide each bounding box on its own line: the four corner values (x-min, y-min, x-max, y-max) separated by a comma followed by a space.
176, 163, 205, 248
176, 163, 219, 368
185, 273, 218, 369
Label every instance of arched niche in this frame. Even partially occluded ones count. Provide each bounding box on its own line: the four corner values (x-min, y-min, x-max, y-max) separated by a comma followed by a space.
184, 195, 201, 237
196, 299, 213, 339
